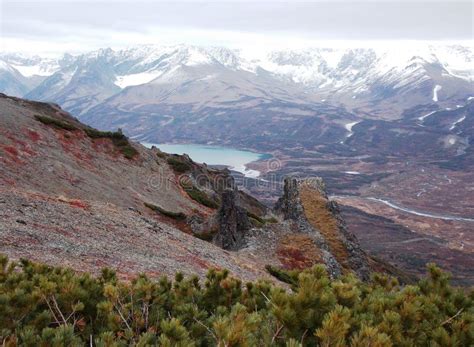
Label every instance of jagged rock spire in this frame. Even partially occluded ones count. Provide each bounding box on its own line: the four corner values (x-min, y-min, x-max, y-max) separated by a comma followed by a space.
275, 177, 371, 280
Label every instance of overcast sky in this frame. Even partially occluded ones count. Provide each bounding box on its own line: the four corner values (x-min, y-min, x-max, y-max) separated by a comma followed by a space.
0, 1, 472, 56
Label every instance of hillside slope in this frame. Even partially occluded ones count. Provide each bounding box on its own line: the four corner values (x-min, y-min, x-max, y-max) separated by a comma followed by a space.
0, 94, 272, 281
0, 94, 393, 282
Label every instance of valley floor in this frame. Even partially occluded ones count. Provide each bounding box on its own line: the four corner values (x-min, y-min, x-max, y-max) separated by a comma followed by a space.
239, 151, 474, 285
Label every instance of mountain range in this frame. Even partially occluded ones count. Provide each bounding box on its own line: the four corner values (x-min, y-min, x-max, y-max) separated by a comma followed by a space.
1, 44, 472, 147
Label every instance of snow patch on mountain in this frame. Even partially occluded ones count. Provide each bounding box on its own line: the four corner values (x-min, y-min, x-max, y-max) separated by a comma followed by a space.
58, 68, 78, 89
340, 121, 361, 144
345, 121, 360, 135
0, 61, 16, 73
449, 116, 466, 131
432, 85, 442, 102
185, 48, 213, 66
11, 64, 58, 77
115, 71, 163, 88
418, 111, 437, 122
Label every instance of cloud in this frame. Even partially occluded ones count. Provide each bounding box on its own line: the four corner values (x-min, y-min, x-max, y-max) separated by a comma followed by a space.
1, 1, 472, 55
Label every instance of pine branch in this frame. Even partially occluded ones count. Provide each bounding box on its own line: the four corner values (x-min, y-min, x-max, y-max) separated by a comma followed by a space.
441, 308, 464, 326
193, 317, 218, 343
42, 294, 61, 326
51, 295, 67, 325
114, 304, 132, 331
271, 324, 284, 344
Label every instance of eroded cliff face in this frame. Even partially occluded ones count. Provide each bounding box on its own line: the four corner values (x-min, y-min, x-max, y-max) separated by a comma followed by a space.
274, 177, 371, 279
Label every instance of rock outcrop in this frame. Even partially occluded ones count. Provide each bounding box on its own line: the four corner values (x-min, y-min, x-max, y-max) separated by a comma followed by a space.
275, 177, 371, 279
213, 188, 251, 250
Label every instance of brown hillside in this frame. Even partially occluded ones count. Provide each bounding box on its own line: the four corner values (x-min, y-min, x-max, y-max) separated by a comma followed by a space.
0, 94, 272, 282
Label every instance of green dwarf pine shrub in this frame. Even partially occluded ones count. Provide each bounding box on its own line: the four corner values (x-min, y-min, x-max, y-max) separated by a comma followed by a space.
0, 254, 472, 346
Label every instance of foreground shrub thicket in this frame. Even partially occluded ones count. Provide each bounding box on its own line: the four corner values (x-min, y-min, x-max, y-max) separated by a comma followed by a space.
0, 254, 472, 346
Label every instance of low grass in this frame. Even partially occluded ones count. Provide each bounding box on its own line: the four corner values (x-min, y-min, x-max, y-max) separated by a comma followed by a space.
144, 202, 187, 220
167, 157, 192, 173
84, 128, 138, 159
119, 145, 139, 160
194, 228, 219, 241
246, 212, 278, 227
180, 181, 219, 209
264, 216, 279, 224
247, 211, 264, 224
34, 115, 137, 159
248, 217, 264, 228
276, 234, 323, 270
300, 186, 349, 268
156, 150, 167, 159
34, 115, 77, 131
83, 128, 123, 139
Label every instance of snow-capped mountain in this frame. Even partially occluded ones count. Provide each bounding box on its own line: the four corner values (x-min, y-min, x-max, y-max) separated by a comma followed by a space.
2, 44, 472, 107
0, 53, 61, 78
263, 45, 473, 86
0, 61, 30, 97
258, 45, 473, 118
23, 45, 263, 116
0, 44, 472, 145
0, 53, 63, 97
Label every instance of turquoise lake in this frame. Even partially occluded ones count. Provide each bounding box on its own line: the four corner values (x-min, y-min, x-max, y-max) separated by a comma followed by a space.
142, 143, 267, 178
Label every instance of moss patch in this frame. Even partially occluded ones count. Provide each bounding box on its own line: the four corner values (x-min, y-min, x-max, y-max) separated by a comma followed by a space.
265, 265, 300, 286
248, 217, 264, 228
246, 211, 264, 224
246, 212, 278, 227
34, 115, 78, 131
264, 216, 279, 224
156, 150, 167, 159
167, 157, 192, 173
84, 128, 138, 159
144, 202, 186, 220
180, 181, 219, 209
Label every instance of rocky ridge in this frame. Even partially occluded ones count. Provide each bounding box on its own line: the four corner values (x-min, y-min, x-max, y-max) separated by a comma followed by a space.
240, 177, 371, 280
